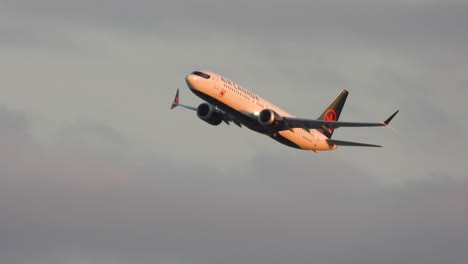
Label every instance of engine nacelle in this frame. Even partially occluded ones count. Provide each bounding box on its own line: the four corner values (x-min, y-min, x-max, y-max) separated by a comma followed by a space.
258, 109, 283, 128
197, 103, 223, 126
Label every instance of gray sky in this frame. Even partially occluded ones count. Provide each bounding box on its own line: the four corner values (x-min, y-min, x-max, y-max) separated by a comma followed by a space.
1, 1, 467, 263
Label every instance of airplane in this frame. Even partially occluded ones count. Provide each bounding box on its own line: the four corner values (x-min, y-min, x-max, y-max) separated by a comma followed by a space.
170, 70, 399, 152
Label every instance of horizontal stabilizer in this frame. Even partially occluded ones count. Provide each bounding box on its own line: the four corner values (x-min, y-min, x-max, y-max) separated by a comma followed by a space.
327, 139, 382, 147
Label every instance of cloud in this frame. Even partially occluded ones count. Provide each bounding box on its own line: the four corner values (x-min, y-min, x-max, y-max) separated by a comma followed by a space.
4, 1, 468, 56
0, 0, 466, 179
1, 106, 467, 264
0, 2, 467, 263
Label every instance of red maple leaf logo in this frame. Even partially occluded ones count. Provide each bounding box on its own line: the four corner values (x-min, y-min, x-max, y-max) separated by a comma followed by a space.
324, 109, 337, 133
324, 109, 337, 121
219, 89, 226, 97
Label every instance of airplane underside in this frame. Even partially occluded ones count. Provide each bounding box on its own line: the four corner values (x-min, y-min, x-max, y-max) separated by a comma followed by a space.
191, 88, 303, 148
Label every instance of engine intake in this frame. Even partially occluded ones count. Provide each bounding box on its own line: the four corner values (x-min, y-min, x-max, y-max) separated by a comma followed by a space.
197, 103, 223, 126
258, 109, 283, 128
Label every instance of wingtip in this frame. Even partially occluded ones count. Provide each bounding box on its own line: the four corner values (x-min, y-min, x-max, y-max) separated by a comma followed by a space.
383, 110, 399, 125
170, 89, 180, 110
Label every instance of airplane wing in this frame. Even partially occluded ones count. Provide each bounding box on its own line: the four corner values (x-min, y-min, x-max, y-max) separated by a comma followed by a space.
170, 89, 242, 127
282, 110, 399, 130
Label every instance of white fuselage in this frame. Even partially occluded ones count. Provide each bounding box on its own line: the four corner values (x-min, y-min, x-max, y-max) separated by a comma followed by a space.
186, 71, 335, 152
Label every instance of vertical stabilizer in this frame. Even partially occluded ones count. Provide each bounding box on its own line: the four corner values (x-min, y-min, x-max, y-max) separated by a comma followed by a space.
316, 89, 348, 138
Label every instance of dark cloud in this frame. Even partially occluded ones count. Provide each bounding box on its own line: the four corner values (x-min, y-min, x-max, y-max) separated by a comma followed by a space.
1, 107, 467, 264
4, 1, 468, 55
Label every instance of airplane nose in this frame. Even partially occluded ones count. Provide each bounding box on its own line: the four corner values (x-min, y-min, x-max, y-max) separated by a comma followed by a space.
185, 73, 198, 88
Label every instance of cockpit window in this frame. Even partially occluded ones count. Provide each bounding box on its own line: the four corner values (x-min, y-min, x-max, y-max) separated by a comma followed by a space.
191, 71, 211, 79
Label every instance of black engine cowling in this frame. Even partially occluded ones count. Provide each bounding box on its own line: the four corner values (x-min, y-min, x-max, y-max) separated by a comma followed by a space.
258, 109, 283, 128
197, 103, 223, 126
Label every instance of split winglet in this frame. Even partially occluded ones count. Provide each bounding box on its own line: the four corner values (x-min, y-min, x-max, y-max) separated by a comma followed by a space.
170, 89, 180, 110
382, 110, 399, 125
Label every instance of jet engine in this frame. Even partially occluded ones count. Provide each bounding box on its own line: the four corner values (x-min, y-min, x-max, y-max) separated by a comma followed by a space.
197, 103, 223, 126
258, 109, 283, 128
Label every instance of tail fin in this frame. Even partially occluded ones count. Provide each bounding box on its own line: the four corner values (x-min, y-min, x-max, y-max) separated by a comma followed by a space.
316, 89, 348, 138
